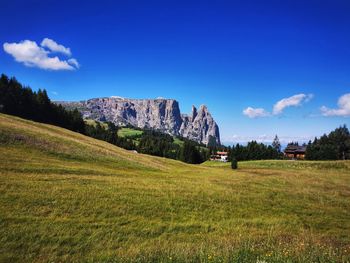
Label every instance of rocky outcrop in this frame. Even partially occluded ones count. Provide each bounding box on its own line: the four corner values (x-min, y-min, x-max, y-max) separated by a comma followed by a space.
58, 97, 220, 145
179, 105, 220, 145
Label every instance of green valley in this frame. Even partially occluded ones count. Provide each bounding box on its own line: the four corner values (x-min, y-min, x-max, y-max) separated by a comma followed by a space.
0, 113, 349, 262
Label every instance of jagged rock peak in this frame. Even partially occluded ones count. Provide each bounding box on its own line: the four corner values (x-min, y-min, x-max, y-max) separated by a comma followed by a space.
58, 97, 220, 145
199, 104, 207, 110
191, 105, 197, 121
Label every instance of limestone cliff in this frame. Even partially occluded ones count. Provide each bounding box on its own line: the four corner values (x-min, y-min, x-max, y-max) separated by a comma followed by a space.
58, 97, 220, 145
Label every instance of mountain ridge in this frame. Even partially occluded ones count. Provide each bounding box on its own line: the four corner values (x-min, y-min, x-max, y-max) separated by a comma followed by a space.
58, 97, 221, 145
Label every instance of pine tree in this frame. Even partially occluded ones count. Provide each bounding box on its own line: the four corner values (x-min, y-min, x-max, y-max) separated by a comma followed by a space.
305, 125, 350, 160
272, 135, 281, 153
231, 158, 238, 169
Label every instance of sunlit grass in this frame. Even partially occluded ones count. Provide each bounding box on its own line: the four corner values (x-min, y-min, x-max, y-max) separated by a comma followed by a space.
84, 119, 108, 128
173, 137, 184, 146
117, 127, 144, 138
0, 113, 349, 262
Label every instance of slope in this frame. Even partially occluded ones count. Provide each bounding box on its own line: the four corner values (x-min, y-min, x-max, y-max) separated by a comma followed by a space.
0, 113, 349, 262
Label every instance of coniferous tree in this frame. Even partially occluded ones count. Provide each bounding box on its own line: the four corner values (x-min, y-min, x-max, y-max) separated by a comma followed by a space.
0, 73, 85, 133
231, 158, 238, 169
272, 135, 281, 154
229, 140, 281, 161
305, 125, 350, 160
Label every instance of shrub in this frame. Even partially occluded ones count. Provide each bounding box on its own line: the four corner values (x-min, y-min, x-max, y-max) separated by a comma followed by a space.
231, 158, 238, 169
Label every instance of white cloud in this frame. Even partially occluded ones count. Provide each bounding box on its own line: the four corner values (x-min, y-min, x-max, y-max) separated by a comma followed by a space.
272, 93, 313, 115
3, 39, 79, 71
243, 93, 313, 119
41, 38, 71, 56
243, 107, 270, 118
321, 93, 350, 117
67, 58, 80, 69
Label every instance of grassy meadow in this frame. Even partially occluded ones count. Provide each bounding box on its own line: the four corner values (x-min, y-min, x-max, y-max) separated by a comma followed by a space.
117, 127, 144, 138
0, 113, 349, 262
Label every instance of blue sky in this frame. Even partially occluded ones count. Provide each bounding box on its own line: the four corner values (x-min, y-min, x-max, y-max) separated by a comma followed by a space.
1, 0, 349, 145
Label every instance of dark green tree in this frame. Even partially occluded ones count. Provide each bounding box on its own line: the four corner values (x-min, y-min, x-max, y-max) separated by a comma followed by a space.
306, 125, 350, 160
231, 158, 238, 169
272, 135, 281, 154
180, 140, 203, 164
207, 135, 218, 148
0, 73, 85, 133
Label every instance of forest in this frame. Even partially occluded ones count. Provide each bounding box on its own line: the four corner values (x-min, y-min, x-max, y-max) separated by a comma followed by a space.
305, 125, 350, 160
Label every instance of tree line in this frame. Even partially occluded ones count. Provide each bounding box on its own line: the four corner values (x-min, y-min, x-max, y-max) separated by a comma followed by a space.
305, 125, 350, 160
0, 74, 85, 133
221, 126, 350, 163
0, 74, 208, 164
229, 140, 282, 161
210, 135, 283, 162
138, 130, 209, 163
86, 123, 209, 164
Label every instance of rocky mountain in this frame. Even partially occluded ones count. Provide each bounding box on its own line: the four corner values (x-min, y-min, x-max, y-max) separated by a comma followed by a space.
58, 97, 220, 145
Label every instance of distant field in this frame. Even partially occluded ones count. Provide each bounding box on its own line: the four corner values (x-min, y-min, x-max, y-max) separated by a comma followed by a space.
173, 136, 184, 146
84, 119, 108, 128
117, 127, 144, 138
0, 113, 349, 262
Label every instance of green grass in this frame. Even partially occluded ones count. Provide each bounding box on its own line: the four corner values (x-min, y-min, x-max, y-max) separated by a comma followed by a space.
173, 137, 184, 146
84, 119, 108, 128
0, 113, 349, 262
117, 127, 144, 138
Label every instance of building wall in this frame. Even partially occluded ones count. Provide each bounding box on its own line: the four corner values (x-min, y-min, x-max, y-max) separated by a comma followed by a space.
284, 153, 305, 159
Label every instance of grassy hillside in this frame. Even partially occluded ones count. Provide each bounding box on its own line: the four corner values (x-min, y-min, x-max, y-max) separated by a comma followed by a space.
84, 119, 108, 128
117, 127, 144, 138
0, 113, 349, 262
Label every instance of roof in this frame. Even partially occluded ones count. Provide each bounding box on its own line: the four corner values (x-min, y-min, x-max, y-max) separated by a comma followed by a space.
216, 151, 228, 155
284, 145, 306, 154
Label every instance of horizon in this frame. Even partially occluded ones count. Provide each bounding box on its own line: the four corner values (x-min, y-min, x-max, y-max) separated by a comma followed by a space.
54, 93, 349, 146
1, 0, 349, 145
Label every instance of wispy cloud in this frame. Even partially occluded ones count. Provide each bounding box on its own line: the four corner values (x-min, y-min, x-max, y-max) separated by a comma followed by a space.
3, 38, 79, 71
243, 93, 313, 118
41, 38, 71, 56
242, 107, 270, 118
320, 93, 350, 117
67, 58, 80, 69
273, 93, 313, 115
